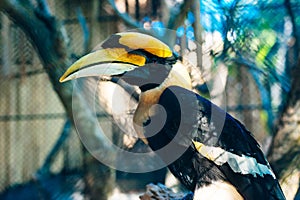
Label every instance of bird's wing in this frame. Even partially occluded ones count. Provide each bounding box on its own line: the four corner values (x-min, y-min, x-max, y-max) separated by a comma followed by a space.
151, 85, 285, 200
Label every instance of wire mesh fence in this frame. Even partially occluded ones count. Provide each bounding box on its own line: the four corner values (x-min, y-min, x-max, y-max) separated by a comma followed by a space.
0, 2, 86, 191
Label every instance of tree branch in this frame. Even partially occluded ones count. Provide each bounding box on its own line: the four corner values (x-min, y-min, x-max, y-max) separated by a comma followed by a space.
284, 0, 299, 56
76, 6, 90, 54
35, 120, 72, 178
166, 0, 192, 30
107, 0, 140, 28
192, 0, 202, 70
1, 1, 115, 198
1, 0, 115, 156
267, 57, 300, 200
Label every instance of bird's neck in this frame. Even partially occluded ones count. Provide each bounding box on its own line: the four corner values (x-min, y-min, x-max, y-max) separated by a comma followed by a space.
133, 61, 192, 144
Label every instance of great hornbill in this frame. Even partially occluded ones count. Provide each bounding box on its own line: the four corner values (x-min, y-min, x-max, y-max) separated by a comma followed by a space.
60, 32, 285, 200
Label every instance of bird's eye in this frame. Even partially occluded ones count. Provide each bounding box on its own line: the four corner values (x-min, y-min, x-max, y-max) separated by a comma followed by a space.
143, 118, 151, 126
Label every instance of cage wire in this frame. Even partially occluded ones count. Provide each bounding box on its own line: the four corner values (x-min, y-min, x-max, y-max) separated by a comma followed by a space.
0, 1, 88, 192
0, 0, 273, 196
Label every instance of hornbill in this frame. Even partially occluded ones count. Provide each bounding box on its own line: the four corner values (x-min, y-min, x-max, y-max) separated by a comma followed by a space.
60, 32, 285, 200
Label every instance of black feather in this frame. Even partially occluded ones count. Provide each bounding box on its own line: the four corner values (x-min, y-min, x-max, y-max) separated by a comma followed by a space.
145, 85, 285, 200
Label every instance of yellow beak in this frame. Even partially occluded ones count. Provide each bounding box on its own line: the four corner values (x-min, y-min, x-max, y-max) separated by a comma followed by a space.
59, 48, 146, 83
59, 32, 173, 83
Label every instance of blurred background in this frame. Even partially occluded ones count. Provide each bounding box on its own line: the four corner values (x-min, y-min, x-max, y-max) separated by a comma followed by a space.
0, 0, 299, 199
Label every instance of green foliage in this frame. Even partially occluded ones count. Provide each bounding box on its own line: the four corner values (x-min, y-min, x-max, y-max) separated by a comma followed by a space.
200, 0, 299, 131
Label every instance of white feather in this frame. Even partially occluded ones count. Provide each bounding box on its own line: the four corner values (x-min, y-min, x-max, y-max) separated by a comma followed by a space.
193, 181, 243, 200
193, 141, 276, 179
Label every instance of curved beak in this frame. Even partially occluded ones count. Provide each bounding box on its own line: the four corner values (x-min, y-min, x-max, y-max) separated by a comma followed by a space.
59, 48, 146, 83
59, 32, 173, 83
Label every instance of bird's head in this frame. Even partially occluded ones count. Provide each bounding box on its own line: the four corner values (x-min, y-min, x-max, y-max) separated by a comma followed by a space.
59, 32, 191, 92
60, 32, 192, 144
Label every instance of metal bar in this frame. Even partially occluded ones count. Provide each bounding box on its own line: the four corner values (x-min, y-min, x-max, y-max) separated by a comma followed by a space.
0, 113, 67, 121
0, 113, 108, 121
3, 69, 46, 79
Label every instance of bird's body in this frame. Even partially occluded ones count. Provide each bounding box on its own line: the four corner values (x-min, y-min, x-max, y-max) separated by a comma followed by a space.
145, 85, 285, 199
60, 32, 286, 199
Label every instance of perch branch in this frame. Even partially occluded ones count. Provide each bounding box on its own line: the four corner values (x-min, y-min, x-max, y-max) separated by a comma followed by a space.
140, 183, 193, 200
